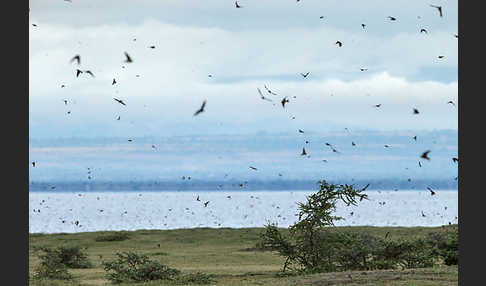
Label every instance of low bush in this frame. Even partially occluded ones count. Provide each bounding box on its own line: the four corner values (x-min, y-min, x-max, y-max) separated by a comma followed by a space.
426, 227, 459, 265
102, 252, 181, 283
102, 251, 214, 284
33, 248, 73, 280
95, 232, 131, 242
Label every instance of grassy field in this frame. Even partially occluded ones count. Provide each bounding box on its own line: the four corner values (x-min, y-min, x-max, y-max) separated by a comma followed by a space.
29, 226, 458, 286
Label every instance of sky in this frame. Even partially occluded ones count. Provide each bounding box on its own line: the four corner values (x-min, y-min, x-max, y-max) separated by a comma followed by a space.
29, 0, 458, 184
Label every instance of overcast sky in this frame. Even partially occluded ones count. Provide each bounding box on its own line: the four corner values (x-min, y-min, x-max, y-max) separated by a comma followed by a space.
29, 0, 458, 183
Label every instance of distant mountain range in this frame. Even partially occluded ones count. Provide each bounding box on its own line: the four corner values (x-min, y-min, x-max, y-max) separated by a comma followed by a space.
29, 178, 457, 192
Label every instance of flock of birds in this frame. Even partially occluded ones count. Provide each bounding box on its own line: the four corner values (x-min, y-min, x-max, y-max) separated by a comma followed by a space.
29, 1, 458, 229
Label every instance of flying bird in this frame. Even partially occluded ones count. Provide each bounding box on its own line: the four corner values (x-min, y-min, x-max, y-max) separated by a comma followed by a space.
361, 23, 366, 29
387, 16, 396, 21
319, 16, 325, 19
235, 1, 242, 8
438, 55, 445, 59
257, 88, 272, 102
193, 100, 207, 116
447, 101, 455, 106
452, 157, 458, 163
124, 52, 133, 63
76, 69, 83, 77
413, 136, 417, 141
374, 104, 382, 108
84, 70, 95, 77
70, 55, 80, 65
419, 161, 422, 167
196, 196, 200, 201
116, 116, 120, 120
420, 28, 428, 34
264, 85, 278, 95
360, 68, 368, 71
113, 98, 126, 106
281, 97, 290, 108
149, 46, 156, 49
335, 41, 343, 47
32, 162, 36, 167
427, 187, 436, 196
63, 100, 68, 105
384, 145, 391, 148
301, 148, 307, 156
298, 129, 304, 133
413, 108, 420, 114
430, 5, 443, 17
32, 24, 38, 27
249, 166, 258, 171
300, 72, 310, 78
204, 201, 209, 207
361, 183, 370, 191
421, 150, 431, 160
112, 78, 116, 85
352, 142, 356, 146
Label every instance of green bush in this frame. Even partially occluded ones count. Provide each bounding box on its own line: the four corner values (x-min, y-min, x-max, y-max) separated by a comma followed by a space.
177, 272, 215, 284
381, 238, 437, 269
426, 227, 458, 265
55, 245, 92, 268
102, 252, 181, 283
259, 180, 369, 273
33, 248, 73, 280
95, 232, 131, 242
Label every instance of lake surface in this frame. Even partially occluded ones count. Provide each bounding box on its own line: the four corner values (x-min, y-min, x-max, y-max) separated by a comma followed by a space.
29, 190, 458, 234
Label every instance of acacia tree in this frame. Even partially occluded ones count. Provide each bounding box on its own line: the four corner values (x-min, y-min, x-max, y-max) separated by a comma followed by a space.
260, 180, 368, 273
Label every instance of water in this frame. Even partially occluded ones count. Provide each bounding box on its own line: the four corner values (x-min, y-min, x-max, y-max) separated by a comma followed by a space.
29, 190, 458, 234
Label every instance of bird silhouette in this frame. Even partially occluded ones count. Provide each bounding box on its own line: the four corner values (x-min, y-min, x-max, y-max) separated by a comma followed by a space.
413, 136, 417, 141
196, 196, 200, 201
352, 142, 356, 146
264, 85, 278, 95
112, 78, 116, 85
257, 88, 272, 102
63, 100, 68, 105
113, 98, 126, 106
235, 1, 242, 8
298, 129, 304, 133
413, 108, 420, 114
419, 161, 422, 167
374, 104, 382, 108
427, 187, 436, 196
76, 69, 83, 77
430, 5, 443, 17
204, 201, 209, 207
421, 150, 431, 160
124, 52, 133, 63
281, 97, 290, 108
335, 41, 343, 47
361, 24, 366, 29
319, 16, 325, 19
116, 116, 120, 120
360, 68, 368, 71
301, 147, 307, 156
70, 55, 80, 65
447, 101, 456, 106
438, 55, 445, 59
421, 211, 426, 217
149, 46, 156, 49
420, 28, 428, 34
249, 166, 258, 171
300, 72, 310, 78
388, 16, 396, 21
452, 157, 458, 163
384, 145, 391, 148
32, 162, 36, 167
193, 100, 207, 116
84, 70, 95, 77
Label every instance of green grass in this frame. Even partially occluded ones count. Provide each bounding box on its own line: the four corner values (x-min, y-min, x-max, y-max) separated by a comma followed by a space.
29, 226, 458, 286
